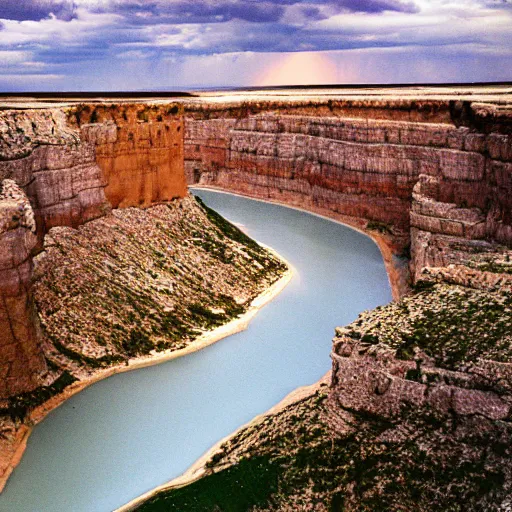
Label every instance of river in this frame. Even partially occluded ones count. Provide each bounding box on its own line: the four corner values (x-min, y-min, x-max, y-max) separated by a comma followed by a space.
0, 189, 392, 512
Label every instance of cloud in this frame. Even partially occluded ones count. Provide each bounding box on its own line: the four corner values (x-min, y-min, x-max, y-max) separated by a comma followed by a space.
336, 0, 419, 13
0, 0, 75, 21
80, 1, 287, 24
74, 0, 421, 27
0, 0, 510, 90
484, 0, 512, 7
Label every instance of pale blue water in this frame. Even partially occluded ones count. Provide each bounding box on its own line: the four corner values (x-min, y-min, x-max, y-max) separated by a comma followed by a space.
0, 190, 392, 512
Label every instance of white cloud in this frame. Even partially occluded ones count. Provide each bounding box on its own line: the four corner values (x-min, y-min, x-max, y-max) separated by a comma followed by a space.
0, 7, 120, 46
0, 50, 32, 64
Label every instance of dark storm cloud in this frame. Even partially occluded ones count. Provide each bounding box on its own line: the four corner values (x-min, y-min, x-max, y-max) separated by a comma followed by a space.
336, 0, 419, 13
88, 1, 286, 24
84, 0, 419, 25
0, 0, 75, 21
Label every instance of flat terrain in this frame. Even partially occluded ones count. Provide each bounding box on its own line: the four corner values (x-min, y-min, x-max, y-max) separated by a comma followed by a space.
1, 84, 511, 110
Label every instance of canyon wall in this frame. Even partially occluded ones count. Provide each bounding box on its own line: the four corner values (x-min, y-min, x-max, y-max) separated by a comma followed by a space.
0, 93, 510, 401
184, 101, 512, 284
0, 103, 185, 398
0, 181, 46, 398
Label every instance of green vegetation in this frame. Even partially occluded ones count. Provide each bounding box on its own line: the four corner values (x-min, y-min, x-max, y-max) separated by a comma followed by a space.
195, 196, 262, 252
52, 337, 125, 368
348, 284, 512, 370
122, 329, 153, 357
366, 220, 393, 235
137, 456, 280, 512
188, 303, 227, 328
0, 371, 77, 422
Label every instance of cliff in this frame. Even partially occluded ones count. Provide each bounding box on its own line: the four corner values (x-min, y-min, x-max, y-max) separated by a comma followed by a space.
184, 95, 512, 296
0, 103, 186, 398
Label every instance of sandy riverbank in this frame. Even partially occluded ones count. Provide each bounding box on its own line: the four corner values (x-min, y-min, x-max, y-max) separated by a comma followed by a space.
0, 247, 293, 494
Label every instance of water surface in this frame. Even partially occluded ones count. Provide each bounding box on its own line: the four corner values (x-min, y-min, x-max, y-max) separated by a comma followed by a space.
0, 190, 392, 512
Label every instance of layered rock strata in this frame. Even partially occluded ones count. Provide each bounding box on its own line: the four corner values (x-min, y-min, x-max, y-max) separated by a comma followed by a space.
0, 109, 108, 242
0, 104, 186, 397
185, 102, 512, 290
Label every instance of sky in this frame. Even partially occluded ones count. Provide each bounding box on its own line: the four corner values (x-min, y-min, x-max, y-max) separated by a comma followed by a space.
0, 0, 511, 91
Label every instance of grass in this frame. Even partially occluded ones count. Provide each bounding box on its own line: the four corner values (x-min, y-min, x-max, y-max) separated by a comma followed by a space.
345, 284, 512, 371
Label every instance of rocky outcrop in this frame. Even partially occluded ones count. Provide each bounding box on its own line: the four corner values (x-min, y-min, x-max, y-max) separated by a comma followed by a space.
0, 103, 186, 397
77, 104, 187, 209
0, 181, 46, 399
0, 109, 109, 243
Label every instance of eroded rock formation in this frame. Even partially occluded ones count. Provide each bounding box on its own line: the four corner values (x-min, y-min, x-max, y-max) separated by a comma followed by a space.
185, 100, 512, 289
77, 104, 187, 209
0, 103, 186, 397
0, 181, 45, 399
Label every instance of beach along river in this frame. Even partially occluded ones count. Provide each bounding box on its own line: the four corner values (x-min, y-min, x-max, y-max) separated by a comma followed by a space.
0, 189, 392, 512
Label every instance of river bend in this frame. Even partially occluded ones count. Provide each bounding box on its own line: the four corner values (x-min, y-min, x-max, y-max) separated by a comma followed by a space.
0, 190, 392, 511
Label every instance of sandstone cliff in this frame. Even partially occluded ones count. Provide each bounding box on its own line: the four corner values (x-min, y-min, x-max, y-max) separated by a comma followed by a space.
0, 103, 186, 398
75, 104, 187, 209
184, 97, 512, 293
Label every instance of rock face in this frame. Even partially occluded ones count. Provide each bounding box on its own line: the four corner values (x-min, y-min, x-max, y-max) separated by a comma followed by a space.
0, 181, 46, 399
0, 103, 186, 397
77, 104, 187, 209
0, 109, 108, 243
185, 102, 512, 283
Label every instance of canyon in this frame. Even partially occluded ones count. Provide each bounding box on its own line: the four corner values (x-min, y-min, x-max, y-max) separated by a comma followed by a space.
0, 85, 511, 509
184, 89, 512, 293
